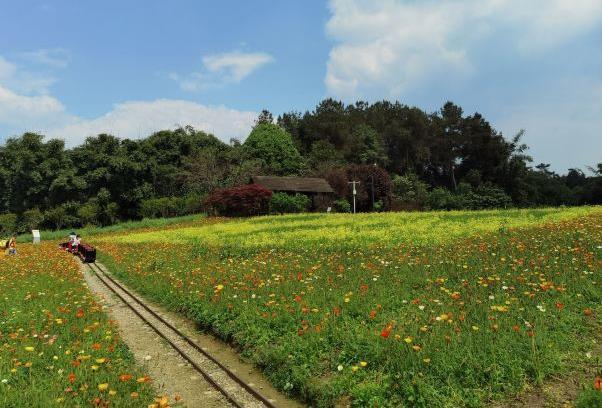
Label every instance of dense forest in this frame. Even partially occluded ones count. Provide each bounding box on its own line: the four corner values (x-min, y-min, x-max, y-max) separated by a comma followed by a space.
0, 99, 600, 233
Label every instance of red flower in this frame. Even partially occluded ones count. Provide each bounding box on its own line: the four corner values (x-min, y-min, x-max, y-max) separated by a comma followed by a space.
68, 372, 76, 384
555, 302, 564, 310
75, 309, 84, 318
369, 310, 377, 319
594, 377, 602, 391
380, 323, 393, 338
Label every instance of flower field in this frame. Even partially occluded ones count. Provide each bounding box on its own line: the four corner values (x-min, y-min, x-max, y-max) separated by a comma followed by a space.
96, 207, 602, 407
0, 243, 156, 407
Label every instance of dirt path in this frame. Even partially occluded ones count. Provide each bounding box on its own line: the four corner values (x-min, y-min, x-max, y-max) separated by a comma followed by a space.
82, 262, 304, 408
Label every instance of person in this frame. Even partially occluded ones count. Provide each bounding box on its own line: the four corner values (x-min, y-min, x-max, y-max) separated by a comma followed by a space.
68, 231, 76, 251
7, 236, 17, 255
72, 234, 81, 253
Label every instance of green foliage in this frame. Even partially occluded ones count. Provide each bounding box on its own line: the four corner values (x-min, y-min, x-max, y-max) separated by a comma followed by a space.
576, 386, 602, 408
270, 193, 311, 214
332, 199, 351, 213
0, 213, 18, 235
44, 202, 80, 230
0, 100, 600, 230
140, 196, 188, 219
392, 173, 429, 208
243, 123, 303, 175
20, 208, 43, 232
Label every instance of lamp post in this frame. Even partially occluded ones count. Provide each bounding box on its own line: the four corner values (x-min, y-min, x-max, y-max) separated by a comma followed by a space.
348, 181, 360, 214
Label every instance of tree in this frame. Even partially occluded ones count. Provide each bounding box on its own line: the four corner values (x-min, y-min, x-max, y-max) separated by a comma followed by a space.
255, 109, 274, 126
242, 124, 303, 175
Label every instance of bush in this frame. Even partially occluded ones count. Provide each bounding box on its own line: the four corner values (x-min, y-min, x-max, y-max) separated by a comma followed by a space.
332, 199, 351, 213
392, 173, 429, 209
20, 208, 44, 232
204, 184, 272, 217
0, 213, 18, 235
44, 202, 81, 230
270, 193, 311, 214
427, 187, 457, 210
140, 197, 185, 219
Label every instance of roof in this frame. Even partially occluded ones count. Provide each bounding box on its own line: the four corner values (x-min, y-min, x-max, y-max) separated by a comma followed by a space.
252, 176, 334, 194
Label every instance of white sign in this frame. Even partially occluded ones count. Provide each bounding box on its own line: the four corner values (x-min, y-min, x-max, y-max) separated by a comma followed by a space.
32, 230, 40, 244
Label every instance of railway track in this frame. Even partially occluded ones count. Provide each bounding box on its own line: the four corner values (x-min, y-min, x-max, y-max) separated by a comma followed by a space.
86, 262, 277, 408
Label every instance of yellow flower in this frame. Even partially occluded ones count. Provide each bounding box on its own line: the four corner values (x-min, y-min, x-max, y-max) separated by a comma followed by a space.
24, 346, 35, 352
359, 361, 367, 367
216, 284, 224, 291
423, 358, 431, 364
95, 358, 106, 364
351, 366, 359, 372
98, 383, 109, 391
412, 345, 422, 352
91, 365, 99, 371
109, 390, 117, 396
472, 326, 479, 331
404, 336, 413, 344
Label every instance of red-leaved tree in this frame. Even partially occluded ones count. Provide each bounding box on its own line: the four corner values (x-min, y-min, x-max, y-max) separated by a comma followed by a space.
204, 184, 272, 217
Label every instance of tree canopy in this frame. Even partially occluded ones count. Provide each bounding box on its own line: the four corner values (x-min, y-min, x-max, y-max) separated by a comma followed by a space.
0, 99, 600, 233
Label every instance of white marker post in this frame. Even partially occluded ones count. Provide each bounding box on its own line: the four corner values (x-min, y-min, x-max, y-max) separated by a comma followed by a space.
32, 230, 40, 244
348, 181, 360, 214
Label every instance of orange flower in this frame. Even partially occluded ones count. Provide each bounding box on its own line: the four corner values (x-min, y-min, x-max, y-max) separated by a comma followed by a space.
332, 307, 341, 317
555, 302, 564, 310
512, 325, 520, 332
75, 309, 84, 318
92, 343, 102, 350
68, 372, 76, 384
584, 308, 592, 316
130, 392, 139, 399
594, 377, 601, 391
369, 310, 377, 319
119, 374, 133, 382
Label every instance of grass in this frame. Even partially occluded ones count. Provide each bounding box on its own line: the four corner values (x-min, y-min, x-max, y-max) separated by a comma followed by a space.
91, 206, 602, 407
15, 213, 206, 243
0, 243, 156, 406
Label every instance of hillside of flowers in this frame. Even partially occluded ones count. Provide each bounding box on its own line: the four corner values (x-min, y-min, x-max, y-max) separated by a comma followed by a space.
0, 244, 155, 407
96, 207, 602, 407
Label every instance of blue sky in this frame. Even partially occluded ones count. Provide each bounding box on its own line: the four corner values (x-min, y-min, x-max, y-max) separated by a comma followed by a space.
0, 0, 601, 172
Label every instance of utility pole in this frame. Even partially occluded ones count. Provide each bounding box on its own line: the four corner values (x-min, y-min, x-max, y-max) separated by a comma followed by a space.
348, 181, 360, 214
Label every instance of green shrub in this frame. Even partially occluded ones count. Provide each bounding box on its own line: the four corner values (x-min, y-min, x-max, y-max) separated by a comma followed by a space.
44, 202, 81, 230
270, 192, 311, 214
140, 197, 187, 219
20, 208, 44, 232
392, 173, 429, 208
427, 187, 456, 210
332, 198, 351, 213
0, 213, 18, 235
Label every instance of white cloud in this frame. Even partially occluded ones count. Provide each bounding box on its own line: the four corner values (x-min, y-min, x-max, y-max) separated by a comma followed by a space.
0, 56, 66, 131
325, 0, 602, 99
0, 54, 257, 146
46, 99, 256, 147
0, 84, 65, 126
19, 48, 71, 68
0, 55, 56, 95
172, 51, 274, 92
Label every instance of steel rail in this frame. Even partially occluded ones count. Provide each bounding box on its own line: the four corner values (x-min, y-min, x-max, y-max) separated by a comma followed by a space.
87, 262, 276, 408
